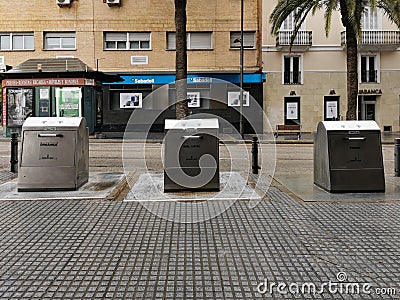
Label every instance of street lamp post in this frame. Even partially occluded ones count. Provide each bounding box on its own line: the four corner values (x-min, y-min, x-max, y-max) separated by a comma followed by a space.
239, 0, 244, 137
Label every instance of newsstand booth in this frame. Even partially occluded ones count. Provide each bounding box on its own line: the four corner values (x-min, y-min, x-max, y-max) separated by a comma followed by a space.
1, 58, 120, 137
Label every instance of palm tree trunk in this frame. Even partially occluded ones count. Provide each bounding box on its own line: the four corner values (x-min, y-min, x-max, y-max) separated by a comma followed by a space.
339, 0, 358, 120
175, 0, 188, 119
345, 26, 359, 120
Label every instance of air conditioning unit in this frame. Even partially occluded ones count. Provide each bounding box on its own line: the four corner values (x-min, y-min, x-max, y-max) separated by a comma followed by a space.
56, 0, 71, 7
106, 0, 121, 6
131, 56, 148, 65
0, 56, 5, 72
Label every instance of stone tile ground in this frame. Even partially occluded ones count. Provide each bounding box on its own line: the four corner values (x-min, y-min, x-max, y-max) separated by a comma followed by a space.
0, 180, 399, 299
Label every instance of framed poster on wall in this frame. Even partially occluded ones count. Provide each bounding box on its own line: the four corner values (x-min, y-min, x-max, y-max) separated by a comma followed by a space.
324, 96, 340, 120
55, 87, 82, 117
120, 93, 142, 109
286, 102, 298, 119
227, 91, 249, 107
187, 92, 200, 108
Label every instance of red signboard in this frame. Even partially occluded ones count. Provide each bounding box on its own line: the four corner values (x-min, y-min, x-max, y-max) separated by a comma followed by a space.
2, 78, 96, 87
2, 88, 6, 126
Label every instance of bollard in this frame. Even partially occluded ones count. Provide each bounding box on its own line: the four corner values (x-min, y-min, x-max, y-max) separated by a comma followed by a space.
10, 132, 19, 173
395, 138, 400, 176
251, 136, 261, 174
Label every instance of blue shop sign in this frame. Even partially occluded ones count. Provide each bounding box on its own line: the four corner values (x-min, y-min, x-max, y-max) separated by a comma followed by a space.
105, 73, 266, 85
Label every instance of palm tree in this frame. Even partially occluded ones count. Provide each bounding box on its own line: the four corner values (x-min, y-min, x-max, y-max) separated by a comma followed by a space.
270, 0, 400, 120
175, 0, 188, 119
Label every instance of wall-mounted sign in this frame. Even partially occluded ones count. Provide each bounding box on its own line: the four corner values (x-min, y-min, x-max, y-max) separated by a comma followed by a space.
227, 91, 249, 107
326, 101, 338, 119
3, 78, 96, 87
187, 92, 200, 107
2, 88, 7, 126
39, 88, 50, 100
358, 89, 382, 95
120, 93, 143, 109
286, 102, 298, 120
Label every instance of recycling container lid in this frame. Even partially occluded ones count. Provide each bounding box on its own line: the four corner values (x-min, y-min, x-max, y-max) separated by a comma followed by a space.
165, 118, 219, 130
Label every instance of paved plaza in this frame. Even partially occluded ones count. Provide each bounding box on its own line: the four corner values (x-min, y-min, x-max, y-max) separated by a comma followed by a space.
0, 139, 399, 299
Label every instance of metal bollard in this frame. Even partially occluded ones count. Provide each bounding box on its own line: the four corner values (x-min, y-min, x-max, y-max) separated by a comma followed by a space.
395, 138, 400, 177
251, 136, 261, 174
10, 132, 19, 173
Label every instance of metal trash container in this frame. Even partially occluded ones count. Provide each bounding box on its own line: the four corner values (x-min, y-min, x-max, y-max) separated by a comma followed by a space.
164, 118, 219, 192
314, 121, 385, 192
18, 117, 89, 191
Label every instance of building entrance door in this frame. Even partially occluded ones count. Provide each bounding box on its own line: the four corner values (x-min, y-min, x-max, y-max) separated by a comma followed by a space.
358, 96, 376, 120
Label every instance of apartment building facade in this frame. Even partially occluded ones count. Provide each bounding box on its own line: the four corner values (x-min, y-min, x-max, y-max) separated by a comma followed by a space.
263, 0, 400, 133
0, 0, 264, 136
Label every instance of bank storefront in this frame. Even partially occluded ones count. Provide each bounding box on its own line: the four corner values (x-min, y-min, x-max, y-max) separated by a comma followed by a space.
101, 72, 266, 137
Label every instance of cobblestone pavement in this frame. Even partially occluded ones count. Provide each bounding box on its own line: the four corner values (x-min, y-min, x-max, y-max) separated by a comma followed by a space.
0, 179, 399, 299
0, 141, 399, 299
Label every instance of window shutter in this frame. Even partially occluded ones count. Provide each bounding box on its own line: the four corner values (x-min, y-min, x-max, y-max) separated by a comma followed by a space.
189, 32, 212, 49
167, 32, 176, 50
129, 32, 150, 41
105, 32, 127, 41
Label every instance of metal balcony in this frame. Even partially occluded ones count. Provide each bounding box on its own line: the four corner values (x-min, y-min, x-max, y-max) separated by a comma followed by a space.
341, 30, 400, 50
276, 31, 312, 50
361, 70, 378, 83
283, 71, 302, 85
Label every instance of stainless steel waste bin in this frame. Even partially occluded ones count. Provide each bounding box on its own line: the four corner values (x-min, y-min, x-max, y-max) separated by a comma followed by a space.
164, 118, 219, 192
18, 117, 89, 191
314, 121, 385, 192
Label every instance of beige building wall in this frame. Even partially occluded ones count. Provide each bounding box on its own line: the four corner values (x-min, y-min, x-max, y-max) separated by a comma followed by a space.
0, 0, 261, 72
263, 0, 400, 132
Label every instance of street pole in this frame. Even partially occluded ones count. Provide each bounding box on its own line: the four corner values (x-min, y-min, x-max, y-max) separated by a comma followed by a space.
239, 0, 244, 138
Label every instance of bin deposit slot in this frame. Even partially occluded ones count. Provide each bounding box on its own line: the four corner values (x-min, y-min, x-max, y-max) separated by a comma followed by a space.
345, 137, 366, 141
38, 133, 64, 138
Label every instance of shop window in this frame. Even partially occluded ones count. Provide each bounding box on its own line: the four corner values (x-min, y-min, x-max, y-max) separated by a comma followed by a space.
283, 55, 302, 84
361, 55, 379, 83
229, 31, 256, 49
0, 33, 34, 50
104, 32, 151, 50
44, 32, 76, 50
166, 32, 213, 50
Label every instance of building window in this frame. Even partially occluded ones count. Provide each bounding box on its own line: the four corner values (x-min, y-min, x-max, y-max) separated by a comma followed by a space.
283, 55, 302, 84
44, 32, 76, 50
229, 31, 256, 49
362, 7, 381, 30
166, 32, 213, 50
360, 55, 379, 83
104, 32, 151, 50
0, 33, 34, 50
281, 9, 306, 31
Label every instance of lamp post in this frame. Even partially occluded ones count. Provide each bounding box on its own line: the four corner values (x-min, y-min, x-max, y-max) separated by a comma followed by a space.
238, 0, 244, 137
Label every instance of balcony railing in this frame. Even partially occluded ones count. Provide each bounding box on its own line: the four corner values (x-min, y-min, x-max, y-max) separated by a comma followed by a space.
276, 31, 312, 47
284, 71, 302, 85
341, 30, 400, 48
361, 70, 378, 83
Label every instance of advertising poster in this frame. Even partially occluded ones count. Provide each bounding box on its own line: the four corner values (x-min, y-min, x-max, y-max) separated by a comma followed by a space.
326, 101, 338, 119
7, 88, 33, 126
227, 91, 249, 107
120, 93, 142, 108
187, 92, 200, 108
286, 102, 298, 120
56, 87, 81, 117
